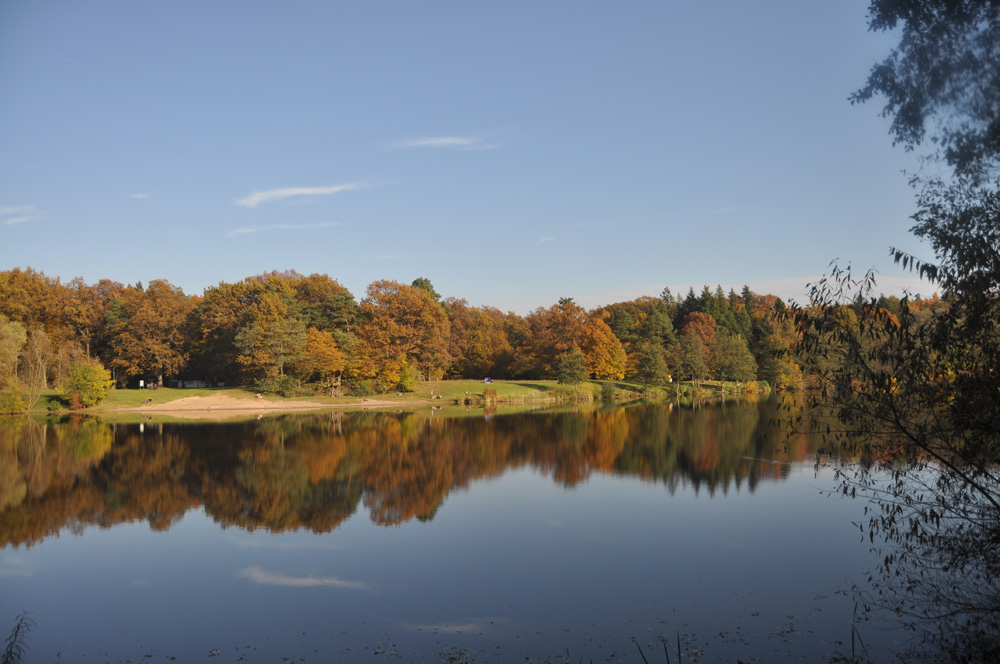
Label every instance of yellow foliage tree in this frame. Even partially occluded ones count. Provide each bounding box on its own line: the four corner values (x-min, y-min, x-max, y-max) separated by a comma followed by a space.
291, 327, 345, 395
580, 317, 627, 380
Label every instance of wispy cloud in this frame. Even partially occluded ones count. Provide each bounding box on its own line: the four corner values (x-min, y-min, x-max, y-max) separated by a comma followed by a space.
226, 221, 343, 237
130, 193, 153, 199
537, 236, 555, 244
0, 556, 34, 578
57, 54, 95, 72
1, 205, 40, 225
394, 136, 495, 150
230, 537, 343, 551
236, 566, 372, 590
234, 182, 366, 208
0, 206, 34, 216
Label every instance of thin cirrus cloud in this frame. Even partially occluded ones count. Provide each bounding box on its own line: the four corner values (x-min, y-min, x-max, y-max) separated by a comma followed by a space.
0, 556, 34, 578
225, 221, 343, 237
360, 251, 439, 262
234, 182, 367, 209
230, 537, 343, 551
393, 136, 495, 150
236, 566, 372, 591
1, 205, 40, 225
130, 193, 153, 199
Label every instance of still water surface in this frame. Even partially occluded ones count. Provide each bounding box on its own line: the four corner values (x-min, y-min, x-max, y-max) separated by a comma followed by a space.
1, 398, 901, 662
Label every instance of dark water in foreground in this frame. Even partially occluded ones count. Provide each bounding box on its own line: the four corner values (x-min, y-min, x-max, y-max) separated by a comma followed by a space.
0, 397, 903, 662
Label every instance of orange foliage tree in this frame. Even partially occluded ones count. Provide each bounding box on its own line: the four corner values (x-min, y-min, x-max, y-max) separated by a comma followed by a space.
356, 280, 451, 385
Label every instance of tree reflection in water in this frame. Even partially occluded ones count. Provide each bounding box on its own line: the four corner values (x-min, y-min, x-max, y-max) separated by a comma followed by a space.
0, 395, 815, 547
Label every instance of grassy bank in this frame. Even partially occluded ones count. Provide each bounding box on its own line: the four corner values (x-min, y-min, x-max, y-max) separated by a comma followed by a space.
17, 378, 768, 415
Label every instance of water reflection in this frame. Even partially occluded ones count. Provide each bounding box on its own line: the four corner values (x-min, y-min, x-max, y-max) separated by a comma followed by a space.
0, 396, 815, 547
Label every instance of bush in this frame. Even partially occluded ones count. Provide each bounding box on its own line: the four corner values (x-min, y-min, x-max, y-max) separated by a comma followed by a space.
348, 379, 378, 397
397, 361, 418, 393
0, 385, 26, 414
61, 358, 113, 409
254, 374, 298, 397
555, 346, 588, 385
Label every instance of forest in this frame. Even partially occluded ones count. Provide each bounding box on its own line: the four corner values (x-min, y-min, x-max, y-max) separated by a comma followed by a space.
0, 266, 943, 411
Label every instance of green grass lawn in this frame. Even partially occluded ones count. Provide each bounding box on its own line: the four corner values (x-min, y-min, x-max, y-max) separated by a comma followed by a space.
20, 377, 767, 415
96, 385, 259, 410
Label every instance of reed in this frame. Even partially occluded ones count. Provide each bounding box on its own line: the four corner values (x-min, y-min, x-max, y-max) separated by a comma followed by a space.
632, 633, 682, 663
1, 612, 34, 664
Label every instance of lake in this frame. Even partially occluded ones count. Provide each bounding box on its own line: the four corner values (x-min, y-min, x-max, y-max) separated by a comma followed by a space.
0, 397, 905, 663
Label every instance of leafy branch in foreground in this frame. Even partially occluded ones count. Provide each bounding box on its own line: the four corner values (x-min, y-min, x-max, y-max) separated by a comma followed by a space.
796, 266, 1000, 661
813, 2, 1000, 659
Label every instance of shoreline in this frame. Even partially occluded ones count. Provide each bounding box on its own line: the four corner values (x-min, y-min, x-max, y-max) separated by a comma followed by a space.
13, 380, 764, 420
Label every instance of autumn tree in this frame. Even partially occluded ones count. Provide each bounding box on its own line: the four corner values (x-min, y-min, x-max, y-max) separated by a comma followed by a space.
105, 280, 195, 386
0, 268, 73, 345
234, 290, 307, 381
466, 306, 513, 377
443, 298, 474, 377
65, 277, 125, 359
356, 280, 451, 387
19, 328, 53, 411
580, 316, 626, 380
291, 272, 359, 333
0, 315, 27, 380
754, 309, 802, 389
0, 316, 28, 413
290, 327, 345, 395
502, 311, 536, 378
679, 312, 716, 349
191, 279, 266, 383
526, 298, 588, 378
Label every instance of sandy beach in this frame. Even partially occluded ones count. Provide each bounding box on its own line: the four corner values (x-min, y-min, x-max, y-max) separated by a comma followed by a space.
122, 394, 417, 420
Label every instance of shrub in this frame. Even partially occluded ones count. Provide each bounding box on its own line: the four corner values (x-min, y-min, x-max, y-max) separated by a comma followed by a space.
61, 358, 113, 408
397, 361, 418, 393
254, 374, 297, 397
348, 379, 377, 397
0, 385, 26, 414
555, 346, 589, 385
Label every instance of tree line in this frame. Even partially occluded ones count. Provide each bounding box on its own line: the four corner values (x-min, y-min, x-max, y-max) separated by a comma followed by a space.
0, 265, 942, 408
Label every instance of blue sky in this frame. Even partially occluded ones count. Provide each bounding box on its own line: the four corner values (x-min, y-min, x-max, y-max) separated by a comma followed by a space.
1, 1, 934, 313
